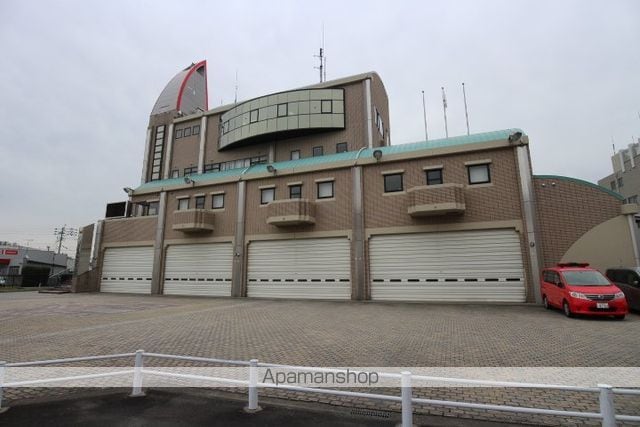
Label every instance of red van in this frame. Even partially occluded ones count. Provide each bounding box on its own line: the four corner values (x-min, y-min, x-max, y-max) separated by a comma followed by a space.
541, 263, 628, 319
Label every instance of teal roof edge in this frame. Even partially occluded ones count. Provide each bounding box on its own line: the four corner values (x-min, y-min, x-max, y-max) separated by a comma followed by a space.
533, 175, 625, 201
136, 128, 524, 191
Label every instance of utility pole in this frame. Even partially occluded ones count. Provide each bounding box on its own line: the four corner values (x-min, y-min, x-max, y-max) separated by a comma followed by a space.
53, 225, 78, 254
462, 82, 470, 135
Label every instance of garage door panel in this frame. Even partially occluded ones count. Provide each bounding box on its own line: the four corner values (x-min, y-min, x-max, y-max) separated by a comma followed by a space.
370, 229, 525, 302
248, 238, 351, 299
163, 243, 232, 296
100, 246, 153, 294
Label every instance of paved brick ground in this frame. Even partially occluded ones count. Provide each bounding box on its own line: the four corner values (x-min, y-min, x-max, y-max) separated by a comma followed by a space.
1, 292, 639, 425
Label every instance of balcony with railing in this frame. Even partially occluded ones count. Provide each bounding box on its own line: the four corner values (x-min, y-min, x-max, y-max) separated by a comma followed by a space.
266, 199, 316, 226
173, 209, 215, 233
407, 184, 466, 217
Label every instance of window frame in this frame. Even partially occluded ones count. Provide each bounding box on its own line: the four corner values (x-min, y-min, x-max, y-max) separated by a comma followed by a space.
467, 164, 491, 185
192, 125, 200, 135
171, 170, 179, 178
312, 146, 324, 157
317, 181, 334, 199
194, 195, 206, 209
175, 129, 183, 139
212, 194, 225, 209
383, 173, 404, 193
336, 142, 348, 153
289, 185, 302, 199
177, 198, 189, 211
277, 103, 288, 117
147, 201, 159, 216
426, 169, 443, 186
321, 100, 332, 113
260, 188, 275, 205
250, 109, 259, 123
290, 150, 301, 160
183, 127, 192, 137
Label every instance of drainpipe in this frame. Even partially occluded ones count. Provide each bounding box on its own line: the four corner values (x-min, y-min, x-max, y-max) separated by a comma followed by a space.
197, 116, 207, 174
151, 191, 167, 294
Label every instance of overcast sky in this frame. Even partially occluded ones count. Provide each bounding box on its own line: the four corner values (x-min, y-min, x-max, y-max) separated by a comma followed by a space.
1, 0, 638, 254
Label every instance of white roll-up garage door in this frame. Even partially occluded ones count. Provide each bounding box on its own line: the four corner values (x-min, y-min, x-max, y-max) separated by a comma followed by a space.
163, 243, 233, 296
370, 229, 525, 302
247, 237, 351, 299
100, 246, 153, 294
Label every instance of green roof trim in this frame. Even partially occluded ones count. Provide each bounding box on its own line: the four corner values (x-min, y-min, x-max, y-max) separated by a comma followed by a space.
136, 128, 524, 192
533, 175, 624, 201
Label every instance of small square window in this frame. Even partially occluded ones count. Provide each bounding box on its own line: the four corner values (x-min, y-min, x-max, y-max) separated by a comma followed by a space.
250, 109, 259, 123
336, 142, 348, 153
195, 195, 205, 209
183, 127, 192, 137
426, 169, 443, 185
384, 174, 403, 193
290, 150, 301, 160
148, 201, 159, 216
617, 177, 624, 188
289, 185, 302, 199
192, 125, 200, 135
212, 194, 224, 209
175, 129, 183, 139
171, 170, 179, 178
222, 121, 229, 134
317, 181, 334, 199
321, 100, 332, 113
277, 103, 288, 117
313, 146, 323, 157
178, 198, 189, 211
468, 164, 491, 185
261, 188, 275, 205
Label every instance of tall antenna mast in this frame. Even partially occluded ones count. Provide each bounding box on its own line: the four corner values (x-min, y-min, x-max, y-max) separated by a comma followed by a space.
421, 90, 429, 141
441, 86, 449, 138
234, 70, 238, 104
314, 25, 326, 83
462, 82, 470, 135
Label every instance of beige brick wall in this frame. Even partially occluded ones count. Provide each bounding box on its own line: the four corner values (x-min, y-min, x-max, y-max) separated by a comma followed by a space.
363, 147, 522, 228
370, 74, 389, 147
534, 177, 623, 268
102, 217, 157, 243
164, 182, 237, 239
245, 168, 353, 235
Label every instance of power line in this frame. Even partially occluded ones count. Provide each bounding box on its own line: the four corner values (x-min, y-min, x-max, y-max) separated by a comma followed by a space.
53, 225, 78, 254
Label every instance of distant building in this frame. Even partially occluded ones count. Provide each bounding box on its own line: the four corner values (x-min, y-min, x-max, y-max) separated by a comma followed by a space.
598, 141, 640, 205
0, 243, 70, 285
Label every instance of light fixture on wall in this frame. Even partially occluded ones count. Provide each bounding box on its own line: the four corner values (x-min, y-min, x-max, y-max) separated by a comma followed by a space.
266, 165, 277, 174
373, 150, 383, 161
508, 131, 523, 144
123, 187, 133, 196
184, 176, 195, 186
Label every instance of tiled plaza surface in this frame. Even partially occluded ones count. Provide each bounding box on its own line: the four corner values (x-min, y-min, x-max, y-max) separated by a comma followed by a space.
1, 291, 639, 425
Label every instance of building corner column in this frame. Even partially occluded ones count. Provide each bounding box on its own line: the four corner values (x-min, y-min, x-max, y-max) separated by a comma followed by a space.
151, 191, 167, 295
231, 180, 247, 297
162, 124, 175, 180
351, 166, 367, 300
516, 144, 542, 304
197, 116, 207, 174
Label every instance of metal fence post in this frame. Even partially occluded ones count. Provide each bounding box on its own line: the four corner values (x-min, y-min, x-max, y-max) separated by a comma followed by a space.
598, 384, 616, 427
0, 361, 7, 413
244, 359, 261, 413
401, 371, 413, 427
130, 350, 145, 397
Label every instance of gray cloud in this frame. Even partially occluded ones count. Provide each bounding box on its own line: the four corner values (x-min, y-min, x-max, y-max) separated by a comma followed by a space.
0, 0, 638, 252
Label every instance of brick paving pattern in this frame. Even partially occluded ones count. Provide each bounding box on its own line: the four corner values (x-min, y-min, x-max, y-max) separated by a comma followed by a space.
1, 292, 639, 425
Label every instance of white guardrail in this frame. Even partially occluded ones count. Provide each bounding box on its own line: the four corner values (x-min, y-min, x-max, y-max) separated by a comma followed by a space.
0, 351, 639, 426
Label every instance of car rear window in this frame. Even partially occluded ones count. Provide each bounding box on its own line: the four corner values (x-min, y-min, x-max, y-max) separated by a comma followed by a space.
561, 271, 610, 286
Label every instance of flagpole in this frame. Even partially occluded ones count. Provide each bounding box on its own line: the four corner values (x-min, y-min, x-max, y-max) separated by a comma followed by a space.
441, 87, 449, 138
421, 90, 429, 141
462, 82, 470, 135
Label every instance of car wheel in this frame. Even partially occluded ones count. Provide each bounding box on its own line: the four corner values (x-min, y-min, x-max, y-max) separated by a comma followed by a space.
543, 295, 550, 309
614, 315, 625, 320
563, 301, 572, 318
